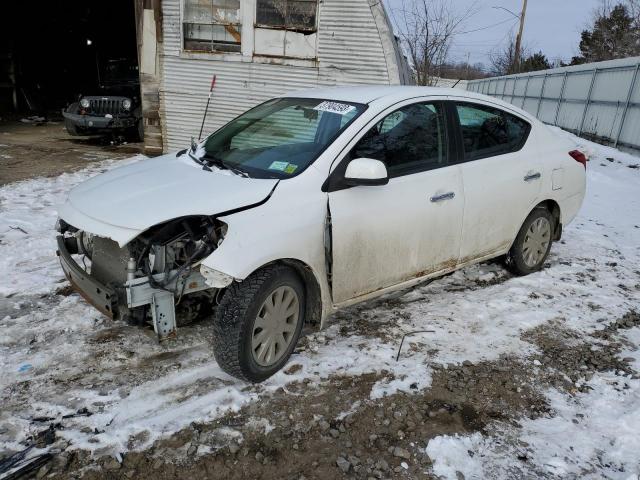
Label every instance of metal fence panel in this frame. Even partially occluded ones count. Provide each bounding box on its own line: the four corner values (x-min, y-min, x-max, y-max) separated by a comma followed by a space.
466, 56, 640, 150
557, 102, 583, 131
563, 72, 592, 100
620, 108, 640, 145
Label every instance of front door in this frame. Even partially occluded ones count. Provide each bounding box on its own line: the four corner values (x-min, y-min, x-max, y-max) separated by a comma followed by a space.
328, 101, 464, 304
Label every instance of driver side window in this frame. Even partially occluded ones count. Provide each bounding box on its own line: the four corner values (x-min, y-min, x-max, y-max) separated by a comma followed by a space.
351, 102, 448, 177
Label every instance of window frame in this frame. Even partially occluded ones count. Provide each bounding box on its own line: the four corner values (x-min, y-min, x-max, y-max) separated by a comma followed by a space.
448, 100, 532, 164
323, 98, 457, 193
255, 0, 319, 33
182, 0, 243, 54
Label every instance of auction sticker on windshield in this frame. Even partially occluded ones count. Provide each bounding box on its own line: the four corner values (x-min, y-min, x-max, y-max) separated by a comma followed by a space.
268, 161, 289, 171
268, 161, 299, 174
314, 101, 356, 115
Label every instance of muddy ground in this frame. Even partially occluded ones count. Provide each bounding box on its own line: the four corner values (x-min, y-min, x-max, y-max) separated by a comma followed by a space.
0, 119, 142, 186
34, 307, 637, 480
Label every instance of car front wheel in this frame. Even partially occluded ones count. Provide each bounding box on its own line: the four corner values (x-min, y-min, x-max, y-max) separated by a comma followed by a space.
212, 265, 305, 383
505, 207, 554, 275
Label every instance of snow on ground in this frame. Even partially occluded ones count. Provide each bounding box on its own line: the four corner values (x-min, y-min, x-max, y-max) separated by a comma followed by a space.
427, 373, 640, 479
426, 129, 640, 479
0, 130, 639, 477
0, 157, 142, 296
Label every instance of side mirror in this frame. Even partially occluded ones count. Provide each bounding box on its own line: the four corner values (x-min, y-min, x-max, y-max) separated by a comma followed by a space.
344, 158, 389, 187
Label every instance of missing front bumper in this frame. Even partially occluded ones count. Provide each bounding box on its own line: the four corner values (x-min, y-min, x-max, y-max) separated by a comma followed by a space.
56, 235, 213, 341
57, 235, 115, 318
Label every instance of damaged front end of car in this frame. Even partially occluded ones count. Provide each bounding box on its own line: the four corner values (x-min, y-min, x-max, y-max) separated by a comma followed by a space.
56, 215, 231, 340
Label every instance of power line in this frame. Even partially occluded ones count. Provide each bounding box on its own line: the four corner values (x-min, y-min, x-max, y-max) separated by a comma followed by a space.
455, 17, 518, 35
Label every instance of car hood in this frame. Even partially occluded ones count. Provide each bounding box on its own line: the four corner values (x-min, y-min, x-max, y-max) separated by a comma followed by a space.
58, 152, 278, 246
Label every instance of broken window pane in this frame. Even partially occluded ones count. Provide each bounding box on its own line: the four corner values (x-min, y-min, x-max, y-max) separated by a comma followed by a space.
256, 0, 317, 31
183, 0, 241, 53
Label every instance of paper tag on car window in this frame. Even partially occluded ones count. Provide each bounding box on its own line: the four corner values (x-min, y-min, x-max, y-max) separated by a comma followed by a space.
268, 161, 299, 174
314, 101, 355, 115
268, 161, 289, 171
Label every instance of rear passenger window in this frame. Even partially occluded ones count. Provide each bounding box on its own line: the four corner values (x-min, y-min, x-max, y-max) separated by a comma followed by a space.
351, 102, 448, 177
456, 103, 530, 161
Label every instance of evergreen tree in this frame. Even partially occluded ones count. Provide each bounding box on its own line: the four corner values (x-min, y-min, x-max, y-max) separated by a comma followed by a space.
520, 52, 552, 72
572, 4, 640, 64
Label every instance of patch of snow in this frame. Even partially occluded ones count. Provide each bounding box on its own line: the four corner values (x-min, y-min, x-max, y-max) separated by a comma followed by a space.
426, 433, 489, 479
0, 156, 143, 295
427, 373, 640, 479
425, 129, 640, 480
621, 327, 640, 372
336, 400, 361, 420
245, 417, 275, 434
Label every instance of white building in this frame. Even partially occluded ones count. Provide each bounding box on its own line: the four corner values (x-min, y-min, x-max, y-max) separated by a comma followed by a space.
136, 0, 412, 154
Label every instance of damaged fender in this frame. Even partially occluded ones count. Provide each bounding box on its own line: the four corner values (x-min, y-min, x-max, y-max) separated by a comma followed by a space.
199, 168, 334, 325
57, 152, 279, 246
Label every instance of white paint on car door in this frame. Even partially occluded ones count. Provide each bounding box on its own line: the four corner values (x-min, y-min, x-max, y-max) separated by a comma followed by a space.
329, 166, 464, 304
454, 101, 543, 263
326, 99, 463, 304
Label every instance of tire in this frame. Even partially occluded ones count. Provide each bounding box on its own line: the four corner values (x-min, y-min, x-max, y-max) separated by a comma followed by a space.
213, 265, 305, 383
64, 118, 79, 136
505, 207, 554, 275
136, 118, 144, 142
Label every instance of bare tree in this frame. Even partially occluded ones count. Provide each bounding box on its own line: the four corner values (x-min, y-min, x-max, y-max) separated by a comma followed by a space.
489, 34, 523, 75
490, 35, 551, 75
392, 0, 478, 86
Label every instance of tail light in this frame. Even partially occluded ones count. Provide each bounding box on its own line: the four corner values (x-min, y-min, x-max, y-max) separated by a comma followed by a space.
569, 150, 587, 169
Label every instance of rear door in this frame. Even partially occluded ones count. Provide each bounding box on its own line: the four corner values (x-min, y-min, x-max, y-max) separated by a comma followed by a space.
327, 100, 464, 304
450, 101, 542, 263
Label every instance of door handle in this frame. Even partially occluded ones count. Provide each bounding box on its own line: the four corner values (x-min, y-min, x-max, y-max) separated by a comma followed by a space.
430, 192, 455, 203
524, 172, 541, 182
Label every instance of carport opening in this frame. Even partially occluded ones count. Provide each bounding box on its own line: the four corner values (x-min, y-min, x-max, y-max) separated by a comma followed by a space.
0, 1, 139, 122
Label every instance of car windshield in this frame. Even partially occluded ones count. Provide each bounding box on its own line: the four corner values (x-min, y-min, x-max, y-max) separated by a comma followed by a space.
202, 98, 366, 179
101, 59, 139, 85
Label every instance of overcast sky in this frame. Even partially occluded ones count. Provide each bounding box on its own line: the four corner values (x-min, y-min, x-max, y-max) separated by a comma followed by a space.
384, 0, 603, 68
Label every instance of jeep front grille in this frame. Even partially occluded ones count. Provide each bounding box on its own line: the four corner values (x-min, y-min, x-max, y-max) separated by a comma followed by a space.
89, 99, 123, 116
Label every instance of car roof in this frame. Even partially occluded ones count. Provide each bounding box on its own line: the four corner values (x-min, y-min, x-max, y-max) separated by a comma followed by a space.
283, 85, 538, 123
284, 85, 446, 103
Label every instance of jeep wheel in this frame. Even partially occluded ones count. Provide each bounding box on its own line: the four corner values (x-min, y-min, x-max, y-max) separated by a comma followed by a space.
136, 118, 144, 142
505, 207, 554, 275
64, 118, 79, 136
212, 265, 305, 383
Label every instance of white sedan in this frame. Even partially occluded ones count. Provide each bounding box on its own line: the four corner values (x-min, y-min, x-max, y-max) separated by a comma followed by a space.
56, 86, 586, 382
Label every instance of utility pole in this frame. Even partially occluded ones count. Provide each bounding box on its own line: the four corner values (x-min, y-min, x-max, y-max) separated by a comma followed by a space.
465, 52, 471, 79
513, 0, 528, 73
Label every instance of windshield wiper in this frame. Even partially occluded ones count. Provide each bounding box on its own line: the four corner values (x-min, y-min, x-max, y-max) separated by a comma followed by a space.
190, 151, 250, 178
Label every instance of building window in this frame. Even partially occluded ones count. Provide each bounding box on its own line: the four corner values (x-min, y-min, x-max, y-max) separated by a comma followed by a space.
256, 0, 318, 32
183, 0, 241, 53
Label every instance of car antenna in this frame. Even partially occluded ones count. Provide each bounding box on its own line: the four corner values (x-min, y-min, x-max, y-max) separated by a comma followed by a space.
451, 79, 461, 88
198, 74, 217, 141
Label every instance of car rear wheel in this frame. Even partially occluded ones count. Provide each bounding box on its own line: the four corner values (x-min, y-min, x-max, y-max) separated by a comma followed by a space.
212, 265, 305, 383
505, 207, 554, 275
